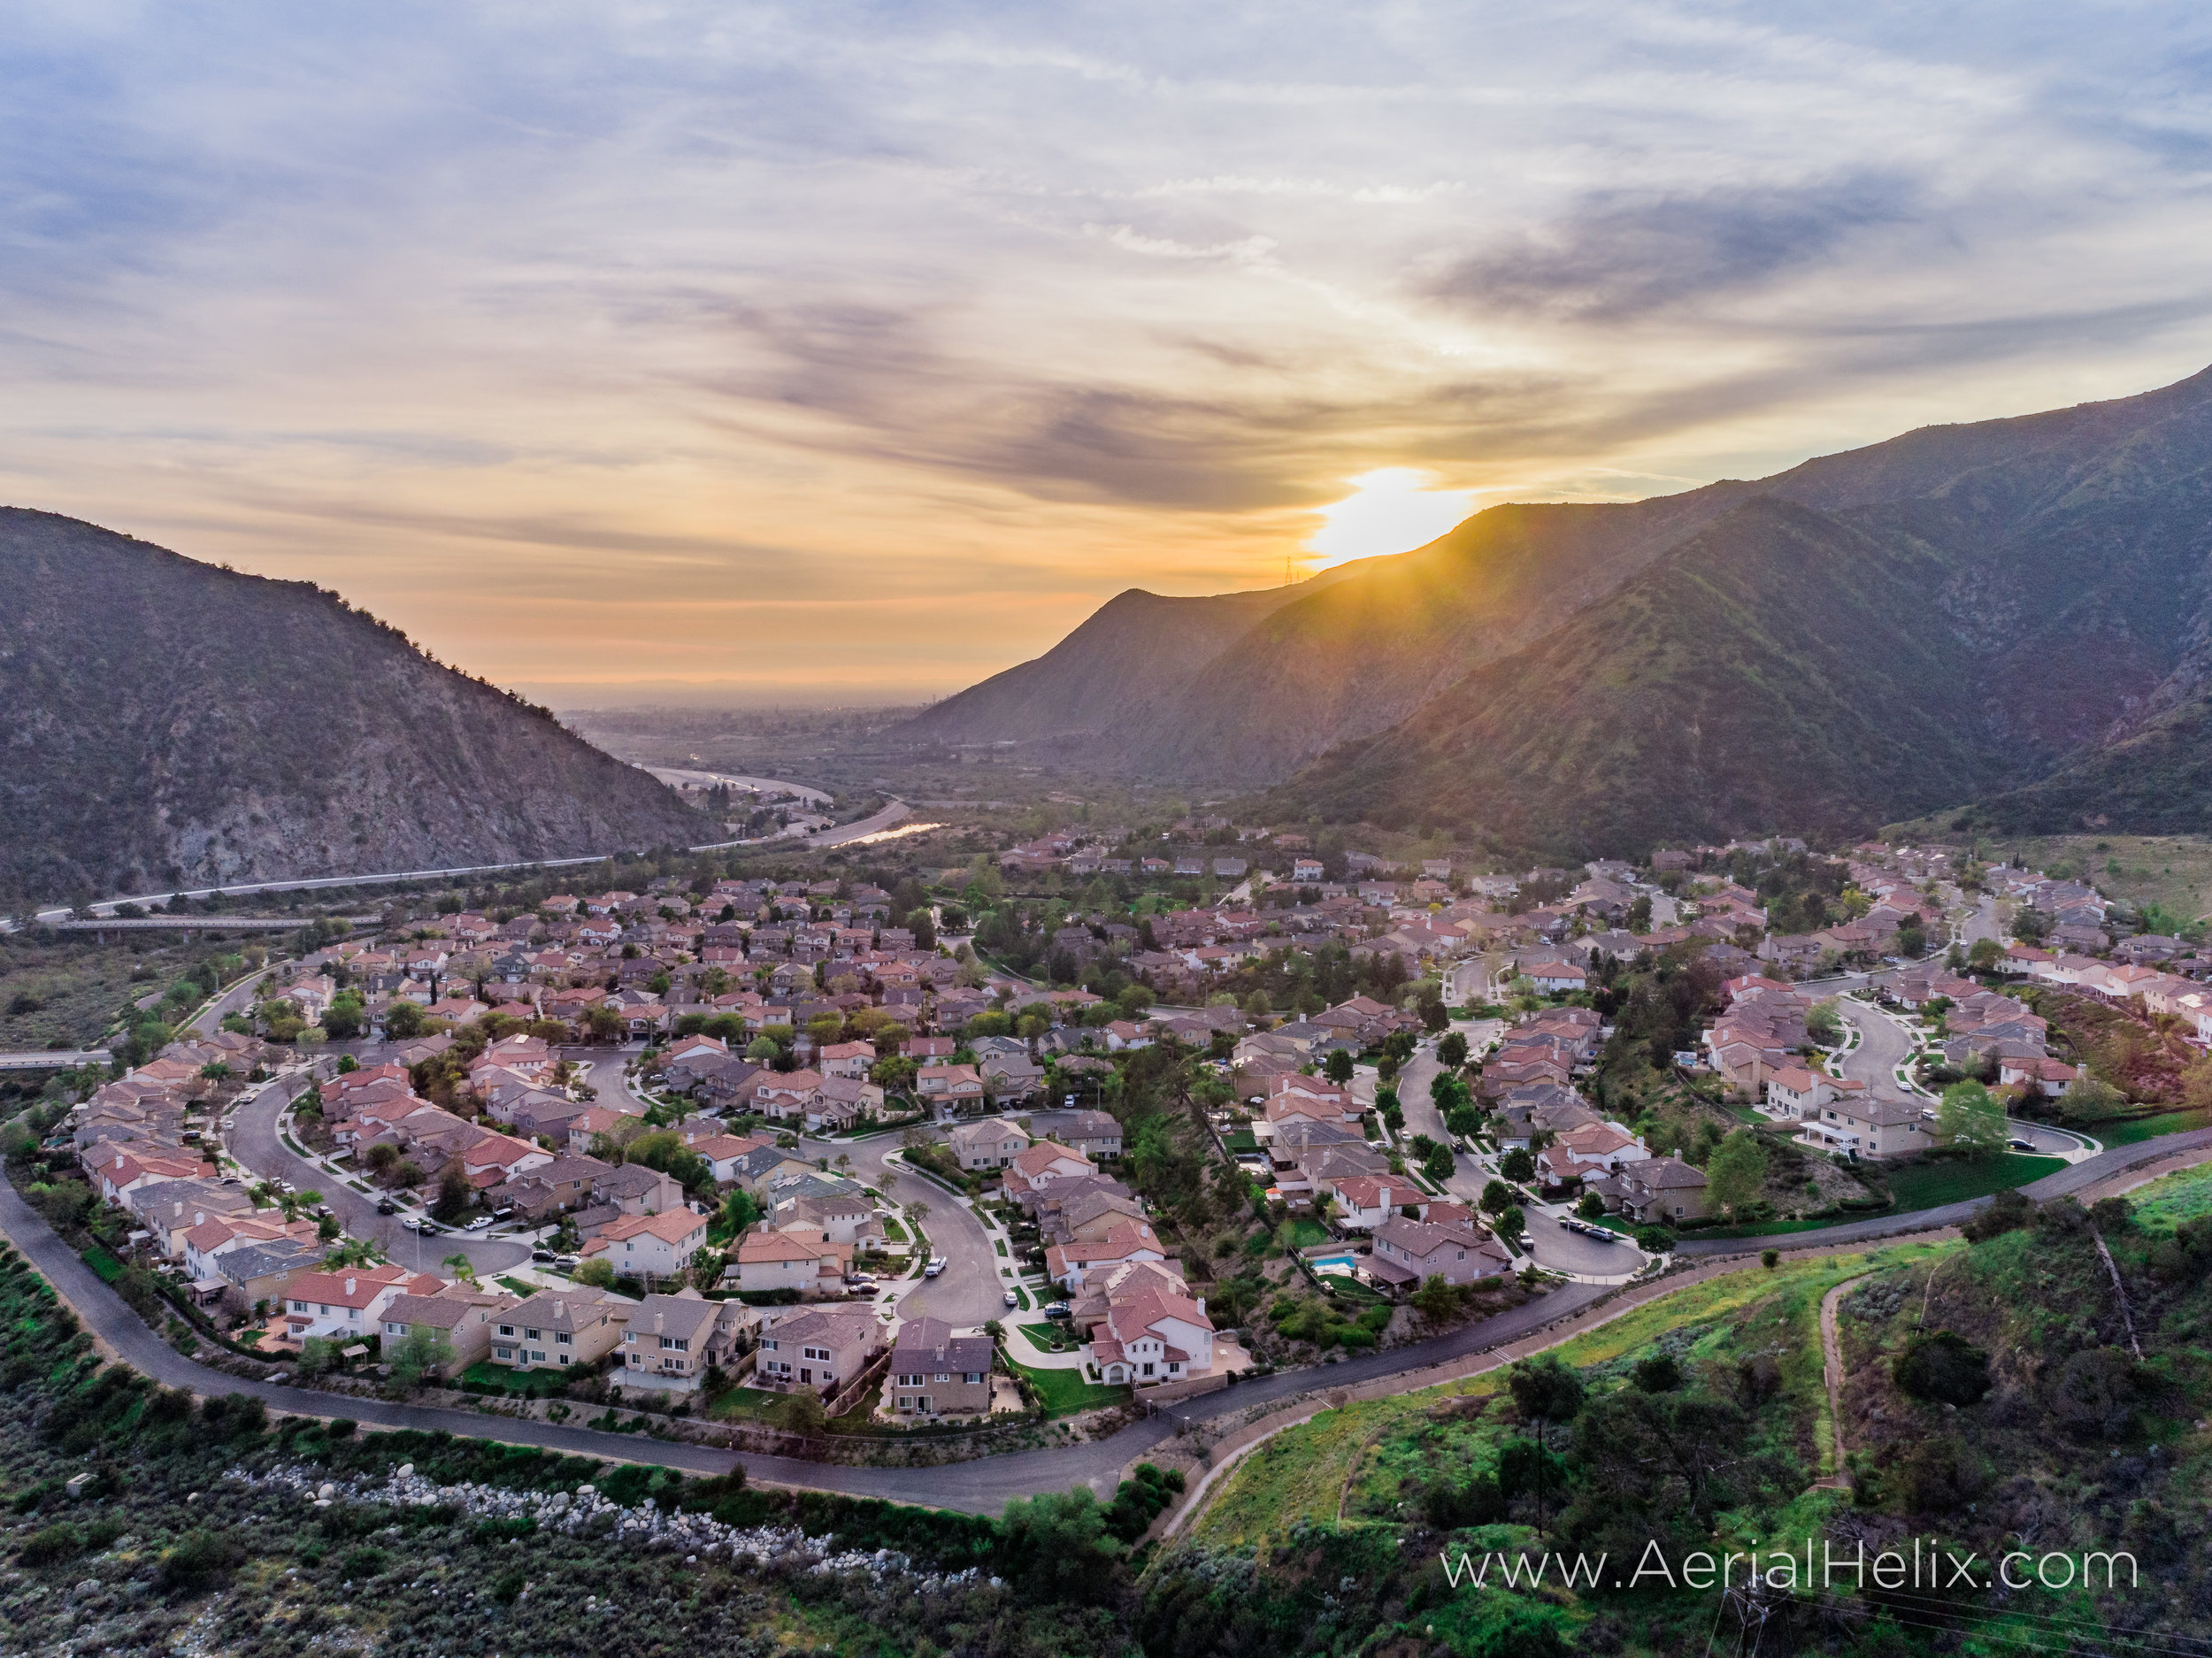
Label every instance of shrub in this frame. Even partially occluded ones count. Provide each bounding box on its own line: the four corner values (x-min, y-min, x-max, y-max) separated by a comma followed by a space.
17, 1522, 83, 1566
1761, 1248, 1780, 1269
156, 1529, 242, 1593
1893, 1330, 1992, 1407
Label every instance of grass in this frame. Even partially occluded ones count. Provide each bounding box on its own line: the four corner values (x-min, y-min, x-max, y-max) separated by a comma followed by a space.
2127, 1159, 2212, 1232
457, 1361, 570, 1398
708, 1386, 800, 1424
1002, 1353, 1129, 1416
1285, 1218, 1330, 1248
81, 1245, 124, 1284
495, 1275, 535, 1295
1019, 1321, 1079, 1354
995, 1238, 1007, 1255
1190, 1239, 1956, 1549
1696, 1152, 2069, 1238
2094, 1108, 2209, 1147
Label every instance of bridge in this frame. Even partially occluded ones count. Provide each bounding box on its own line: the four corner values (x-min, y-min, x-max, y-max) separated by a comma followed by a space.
0, 1050, 110, 1071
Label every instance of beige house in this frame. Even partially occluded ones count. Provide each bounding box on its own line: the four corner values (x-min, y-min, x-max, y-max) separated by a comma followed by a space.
1800, 1095, 1939, 1160
1363, 1216, 1512, 1288
887, 1316, 994, 1417
379, 1285, 520, 1376
756, 1306, 885, 1401
618, 1290, 757, 1392
733, 1227, 852, 1295
581, 1208, 710, 1283
949, 1117, 1032, 1171
488, 1286, 629, 1374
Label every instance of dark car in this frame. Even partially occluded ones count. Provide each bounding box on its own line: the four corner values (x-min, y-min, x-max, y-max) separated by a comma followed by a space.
532, 1247, 558, 1263
375, 1200, 399, 1216
1043, 1301, 1073, 1321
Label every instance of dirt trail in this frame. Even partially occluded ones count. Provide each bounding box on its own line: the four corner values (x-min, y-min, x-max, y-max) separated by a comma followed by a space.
1813, 1275, 1871, 1491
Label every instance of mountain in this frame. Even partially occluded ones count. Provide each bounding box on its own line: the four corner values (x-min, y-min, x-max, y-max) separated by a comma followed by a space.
1278, 367, 2212, 852
0, 510, 709, 910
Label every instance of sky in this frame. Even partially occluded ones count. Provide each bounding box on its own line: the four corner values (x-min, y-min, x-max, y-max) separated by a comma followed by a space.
6, 4, 2212, 707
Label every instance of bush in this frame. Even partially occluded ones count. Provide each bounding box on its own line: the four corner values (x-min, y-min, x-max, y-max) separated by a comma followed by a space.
156, 1529, 242, 1593
1893, 1330, 1992, 1407
1633, 1225, 1676, 1253
18, 1522, 83, 1566
1761, 1248, 1780, 1269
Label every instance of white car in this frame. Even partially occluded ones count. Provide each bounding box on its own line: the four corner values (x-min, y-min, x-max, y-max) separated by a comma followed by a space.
464, 1216, 492, 1232
924, 1256, 947, 1278
1002, 1288, 1019, 1307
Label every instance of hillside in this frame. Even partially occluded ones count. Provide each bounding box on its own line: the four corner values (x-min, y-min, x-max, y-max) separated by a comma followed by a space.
0, 510, 708, 910
1271, 366, 2212, 853
909, 364, 2212, 847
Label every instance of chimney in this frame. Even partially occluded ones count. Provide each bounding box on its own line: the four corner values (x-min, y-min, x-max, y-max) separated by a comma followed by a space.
344, 1277, 357, 1295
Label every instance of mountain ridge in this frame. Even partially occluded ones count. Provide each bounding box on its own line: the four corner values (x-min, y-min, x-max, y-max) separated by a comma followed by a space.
0, 510, 709, 910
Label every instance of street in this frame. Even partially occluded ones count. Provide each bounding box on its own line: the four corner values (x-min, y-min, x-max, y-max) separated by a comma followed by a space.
1395, 1025, 1647, 1279
1830, 994, 2092, 1159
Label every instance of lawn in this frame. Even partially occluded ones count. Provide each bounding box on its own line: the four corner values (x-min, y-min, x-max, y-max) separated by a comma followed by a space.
495, 1275, 535, 1295
1003, 1354, 1129, 1416
1285, 1218, 1330, 1248
1019, 1321, 1079, 1354
2095, 1109, 2209, 1147
457, 1361, 570, 1398
708, 1386, 796, 1424
1882, 1152, 2066, 1210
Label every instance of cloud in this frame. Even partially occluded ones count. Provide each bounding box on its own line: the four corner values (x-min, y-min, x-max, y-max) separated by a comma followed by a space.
1423, 173, 1925, 321
2, 3, 2212, 702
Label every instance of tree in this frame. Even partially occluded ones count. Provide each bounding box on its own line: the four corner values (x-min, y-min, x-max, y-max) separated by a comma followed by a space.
433, 1165, 472, 1222
1575, 1192, 1606, 1221
1324, 1049, 1355, 1085
387, 1324, 455, 1391
2057, 1075, 2125, 1123
441, 1252, 477, 1284
1806, 999, 1844, 1047
572, 1257, 616, 1287
1436, 1031, 1469, 1070
780, 1388, 827, 1435
1412, 1273, 1463, 1323
1967, 938, 2002, 971
1704, 1129, 1769, 1217
998, 1487, 1123, 1604
1496, 1204, 1525, 1240
1480, 1178, 1512, 1215
1938, 1079, 2008, 1158
719, 1187, 761, 1235
1500, 1148, 1536, 1184
1504, 1354, 1586, 1527
1421, 1140, 1455, 1183
365, 1143, 400, 1178
384, 1000, 426, 1039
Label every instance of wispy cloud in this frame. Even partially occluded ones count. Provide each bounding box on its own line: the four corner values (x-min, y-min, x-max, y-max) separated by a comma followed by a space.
2, 2, 2210, 700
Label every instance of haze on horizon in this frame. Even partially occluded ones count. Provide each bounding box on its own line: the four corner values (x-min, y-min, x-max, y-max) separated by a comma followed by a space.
6, 4, 2212, 709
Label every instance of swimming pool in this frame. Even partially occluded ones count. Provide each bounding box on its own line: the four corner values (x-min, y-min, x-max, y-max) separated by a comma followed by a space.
1310, 1252, 1358, 1278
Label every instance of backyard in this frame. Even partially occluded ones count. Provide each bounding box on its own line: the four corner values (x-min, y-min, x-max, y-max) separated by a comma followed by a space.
1002, 1352, 1130, 1416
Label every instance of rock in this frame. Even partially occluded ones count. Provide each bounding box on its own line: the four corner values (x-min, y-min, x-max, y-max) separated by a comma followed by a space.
396, 1464, 414, 1478
73, 1578, 100, 1597
64, 1472, 91, 1500
317, 1483, 336, 1501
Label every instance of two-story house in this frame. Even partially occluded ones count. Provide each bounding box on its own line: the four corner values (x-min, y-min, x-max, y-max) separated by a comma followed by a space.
887, 1316, 994, 1418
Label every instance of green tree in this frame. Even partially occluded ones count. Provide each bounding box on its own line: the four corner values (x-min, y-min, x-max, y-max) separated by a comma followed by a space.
998, 1488, 1123, 1604
571, 1257, 616, 1287
1806, 999, 1844, 1046
1324, 1049, 1355, 1085
1504, 1354, 1586, 1527
1480, 1178, 1511, 1214
719, 1187, 761, 1235
387, 1325, 455, 1391
1436, 1031, 1469, 1070
433, 1165, 472, 1222
1496, 1204, 1525, 1240
1967, 937, 2002, 971
780, 1387, 827, 1435
1938, 1079, 2008, 1158
384, 1000, 426, 1039
1421, 1140, 1455, 1183
1411, 1272, 1463, 1323
1500, 1148, 1535, 1184
1704, 1128, 1770, 1217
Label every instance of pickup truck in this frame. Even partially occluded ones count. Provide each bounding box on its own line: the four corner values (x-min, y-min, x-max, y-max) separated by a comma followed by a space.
924, 1256, 947, 1278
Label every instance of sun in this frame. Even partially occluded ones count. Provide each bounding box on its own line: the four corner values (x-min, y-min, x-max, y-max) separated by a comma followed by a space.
1304, 467, 1475, 571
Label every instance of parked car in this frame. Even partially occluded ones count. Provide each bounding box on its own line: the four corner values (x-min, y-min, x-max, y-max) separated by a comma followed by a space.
841, 1271, 875, 1286
374, 1199, 398, 1216
553, 1254, 580, 1270
1043, 1301, 1072, 1320
532, 1247, 558, 1263
2008, 1138, 2036, 1151
492, 1207, 515, 1222
1002, 1288, 1019, 1307
464, 1216, 493, 1232
924, 1256, 947, 1277
400, 1216, 426, 1232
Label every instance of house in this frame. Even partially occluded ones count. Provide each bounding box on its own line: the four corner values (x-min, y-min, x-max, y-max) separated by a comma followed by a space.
1002, 1140, 1099, 1204
949, 1117, 1032, 1171
1364, 1216, 1512, 1288
733, 1227, 852, 1295
180, 1209, 316, 1284
618, 1290, 757, 1392
1048, 1109, 1123, 1159
580, 1208, 710, 1282
485, 1153, 615, 1222
1799, 1096, 1939, 1159
592, 1163, 687, 1217
816, 1040, 875, 1079
2001, 1055, 2086, 1096
1766, 1064, 1868, 1121
281, 1264, 442, 1343
1092, 1284, 1217, 1385
806, 1074, 882, 1132
687, 1132, 775, 1185
488, 1287, 628, 1373
750, 1069, 825, 1121
1612, 1157, 1712, 1222
915, 1063, 987, 1116
755, 1307, 884, 1400
1318, 1174, 1427, 1232
378, 1285, 520, 1376
211, 1239, 326, 1309
1534, 1123, 1648, 1187
1043, 1218, 1166, 1290
887, 1316, 995, 1417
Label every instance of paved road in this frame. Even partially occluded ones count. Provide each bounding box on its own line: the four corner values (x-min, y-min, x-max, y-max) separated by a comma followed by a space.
804, 798, 913, 849
796, 1130, 1010, 1327
1831, 994, 2086, 1158
1398, 1031, 1642, 1279
0, 1163, 1620, 1510
224, 1075, 532, 1278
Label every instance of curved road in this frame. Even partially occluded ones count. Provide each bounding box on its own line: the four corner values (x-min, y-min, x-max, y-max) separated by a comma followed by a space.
8, 1126, 2210, 1511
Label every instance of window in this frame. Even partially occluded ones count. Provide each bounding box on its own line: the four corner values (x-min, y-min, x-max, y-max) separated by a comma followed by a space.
964, 1371, 983, 1385
659, 1336, 688, 1352
1142, 1362, 1155, 1377
529, 1349, 547, 1363
494, 1346, 515, 1361
497, 1323, 516, 1337
556, 1331, 571, 1345
934, 1371, 949, 1383
292, 1301, 308, 1313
